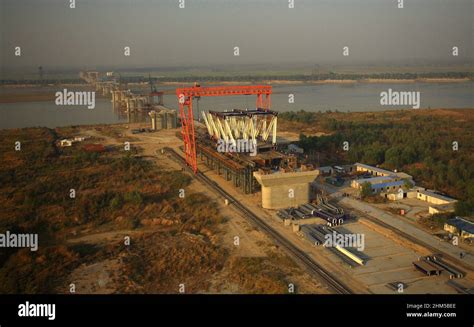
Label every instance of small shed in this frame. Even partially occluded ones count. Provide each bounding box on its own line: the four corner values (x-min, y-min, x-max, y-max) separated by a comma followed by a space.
59, 139, 73, 147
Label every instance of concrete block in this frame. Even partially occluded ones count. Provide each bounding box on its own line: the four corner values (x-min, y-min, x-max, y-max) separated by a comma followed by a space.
254, 170, 319, 209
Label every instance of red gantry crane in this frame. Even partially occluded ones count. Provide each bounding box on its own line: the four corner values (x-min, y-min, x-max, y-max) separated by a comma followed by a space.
176, 84, 272, 174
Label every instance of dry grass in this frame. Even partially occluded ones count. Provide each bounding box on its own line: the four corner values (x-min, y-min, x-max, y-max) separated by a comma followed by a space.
0, 127, 304, 294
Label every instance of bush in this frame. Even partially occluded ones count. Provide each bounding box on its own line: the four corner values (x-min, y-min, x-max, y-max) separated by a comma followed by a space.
109, 195, 124, 210
124, 191, 143, 206
360, 182, 373, 199
455, 200, 474, 217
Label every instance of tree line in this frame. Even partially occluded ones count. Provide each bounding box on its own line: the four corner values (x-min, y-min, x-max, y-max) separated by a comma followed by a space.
291, 111, 474, 217
1, 71, 472, 85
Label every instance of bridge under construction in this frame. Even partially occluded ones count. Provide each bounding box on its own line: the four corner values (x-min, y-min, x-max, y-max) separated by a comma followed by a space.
176, 84, 319, 208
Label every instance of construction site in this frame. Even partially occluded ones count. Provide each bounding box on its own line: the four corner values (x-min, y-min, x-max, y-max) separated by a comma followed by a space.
2, 0, 473, 323
80, 71, 177, 129
73, 72, 474, 295
169, 82, 472, 294
80, 72, 322, 208
174, 83, 322, 205
79, 72, 323, 211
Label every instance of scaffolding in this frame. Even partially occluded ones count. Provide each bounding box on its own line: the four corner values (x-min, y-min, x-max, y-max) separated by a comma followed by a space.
197, 142, 258, 194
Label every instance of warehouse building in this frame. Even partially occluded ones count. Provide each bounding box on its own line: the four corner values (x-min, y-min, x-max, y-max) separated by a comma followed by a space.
351, 164, 459, 215
351, 177, 405, 195
415, 189, 458, 215
417, 189, 457, 205
350, 163, 415, 196
428, 203, 456, 215
355, 163, 413, 180
444, 217, 474, 240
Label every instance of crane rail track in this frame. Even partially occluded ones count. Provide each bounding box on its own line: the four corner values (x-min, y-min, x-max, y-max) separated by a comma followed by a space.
164, 147, 353, 294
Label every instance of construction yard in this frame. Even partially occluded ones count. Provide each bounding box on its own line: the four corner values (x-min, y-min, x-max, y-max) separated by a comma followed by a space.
120, 93, 474, 293
67, 99, 474, 295
2, 78, 471, 295
313, 180, 474, 292
76, 123, 329, 294
332, 220, 456, 294
114, 123, 473, 294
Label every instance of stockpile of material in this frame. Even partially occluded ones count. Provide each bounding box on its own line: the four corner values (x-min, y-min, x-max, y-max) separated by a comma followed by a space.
277, 200, 346, 226
301, 225, 365, 267
413, 255, 464, 279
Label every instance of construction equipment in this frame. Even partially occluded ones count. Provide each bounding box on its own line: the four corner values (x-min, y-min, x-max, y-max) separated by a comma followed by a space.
175, 84, 272, 173
148, 74, 164, 105
202, 108, 278, 145
38, 66, 44, 85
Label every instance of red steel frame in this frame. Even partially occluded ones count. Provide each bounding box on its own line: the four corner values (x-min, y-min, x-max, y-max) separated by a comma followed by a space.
176, 85, 272, 173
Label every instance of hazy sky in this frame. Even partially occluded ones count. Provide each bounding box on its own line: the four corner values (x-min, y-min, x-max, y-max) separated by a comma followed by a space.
1, 0, 473, 70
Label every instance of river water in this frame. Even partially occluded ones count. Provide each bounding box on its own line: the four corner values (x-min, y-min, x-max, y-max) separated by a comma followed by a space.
1, 82, 473, 129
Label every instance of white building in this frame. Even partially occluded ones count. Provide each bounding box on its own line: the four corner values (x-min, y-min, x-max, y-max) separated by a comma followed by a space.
59, 139, 73, 147
417, 189, 457, 205
444, 217, 474, 240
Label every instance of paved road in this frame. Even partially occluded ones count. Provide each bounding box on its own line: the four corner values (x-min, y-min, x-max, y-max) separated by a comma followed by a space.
314, 182, 474, 270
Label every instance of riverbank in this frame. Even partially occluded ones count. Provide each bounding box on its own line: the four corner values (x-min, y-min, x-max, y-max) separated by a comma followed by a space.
159, 77, 471, 86
2, 78, 472, 104
278, 108, 474, 214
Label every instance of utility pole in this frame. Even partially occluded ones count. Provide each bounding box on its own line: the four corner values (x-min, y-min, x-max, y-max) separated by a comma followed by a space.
38, 66, 44, 86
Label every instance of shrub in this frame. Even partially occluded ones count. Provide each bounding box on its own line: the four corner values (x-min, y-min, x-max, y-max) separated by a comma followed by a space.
124, 191, 143, 206
109, 195, 124, 210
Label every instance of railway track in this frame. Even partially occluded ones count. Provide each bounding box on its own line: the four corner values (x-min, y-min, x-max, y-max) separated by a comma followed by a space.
164, 147, 353, 294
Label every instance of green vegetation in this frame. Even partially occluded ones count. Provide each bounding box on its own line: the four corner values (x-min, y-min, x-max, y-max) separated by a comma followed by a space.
0, 127, 299, 294
0, 127, 214, 293
281, 109, 474, 217
142, 71, 474, 84
2, 70, 472, 85
360, 182, 373, 199
402, 179, 414, 191
419, 213, 454, 230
